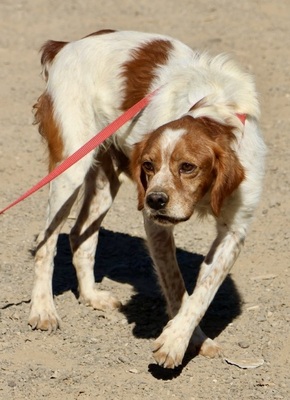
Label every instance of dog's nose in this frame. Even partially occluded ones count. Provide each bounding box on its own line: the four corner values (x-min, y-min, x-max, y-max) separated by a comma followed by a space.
146, 191, 169, 210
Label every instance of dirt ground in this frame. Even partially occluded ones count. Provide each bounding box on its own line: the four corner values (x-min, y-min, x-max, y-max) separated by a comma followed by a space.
0, 0, 289, 399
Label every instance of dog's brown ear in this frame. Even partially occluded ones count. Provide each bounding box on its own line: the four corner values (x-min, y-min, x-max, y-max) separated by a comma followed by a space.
195, 117, 245, 216
211, 144, 245, 216
130, 141, 147, 210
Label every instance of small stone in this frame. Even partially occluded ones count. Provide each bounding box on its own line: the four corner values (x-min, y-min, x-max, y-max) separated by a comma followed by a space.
224, 356, 264, 369
117, 356, 129, 364
238, 341, 250, 349
247, 305, 260, 311
50, 371, 59, 379
128, 368, 139, 374
251, 274, 277, 281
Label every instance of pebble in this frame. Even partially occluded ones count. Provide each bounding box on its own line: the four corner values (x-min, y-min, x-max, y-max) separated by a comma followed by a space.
247, 305, 260, 311
117, 356, 129, 364
238, 341, 250, 349
128, 368, 139, 374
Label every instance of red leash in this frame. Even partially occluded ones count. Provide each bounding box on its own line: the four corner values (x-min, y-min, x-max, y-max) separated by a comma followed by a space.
0, 91, 156, 215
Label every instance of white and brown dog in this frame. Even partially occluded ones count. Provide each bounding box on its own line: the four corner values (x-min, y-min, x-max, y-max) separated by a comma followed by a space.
31, 30, 266, 368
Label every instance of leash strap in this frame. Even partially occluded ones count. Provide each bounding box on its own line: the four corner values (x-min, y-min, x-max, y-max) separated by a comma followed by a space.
0, 91, 156, 215
236, 113, 246, 125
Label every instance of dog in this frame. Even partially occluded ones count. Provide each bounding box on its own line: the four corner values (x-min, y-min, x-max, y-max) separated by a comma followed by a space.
31, 30, 266, 368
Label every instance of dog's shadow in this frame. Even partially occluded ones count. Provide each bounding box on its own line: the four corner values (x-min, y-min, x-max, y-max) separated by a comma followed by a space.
52, 228, 242, 379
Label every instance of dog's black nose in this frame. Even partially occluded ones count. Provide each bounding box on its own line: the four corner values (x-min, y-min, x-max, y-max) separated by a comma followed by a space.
146, 191, 169, 210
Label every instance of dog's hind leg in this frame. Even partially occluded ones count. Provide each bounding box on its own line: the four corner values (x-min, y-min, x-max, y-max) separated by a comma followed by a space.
29, 82, 112, 330
69, 150, 122, 311
29, 153, 94, 332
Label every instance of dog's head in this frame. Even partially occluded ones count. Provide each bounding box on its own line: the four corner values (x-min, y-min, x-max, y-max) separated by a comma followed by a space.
130, 115, 244, 225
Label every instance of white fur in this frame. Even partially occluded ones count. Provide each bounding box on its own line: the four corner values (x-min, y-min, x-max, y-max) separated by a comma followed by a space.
152, 127, 187, 187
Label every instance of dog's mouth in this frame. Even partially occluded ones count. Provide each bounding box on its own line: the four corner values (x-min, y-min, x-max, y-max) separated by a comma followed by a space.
150, 213, 190, 226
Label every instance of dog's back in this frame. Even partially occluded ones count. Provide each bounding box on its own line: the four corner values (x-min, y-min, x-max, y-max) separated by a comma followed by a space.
35, 30, 261, 160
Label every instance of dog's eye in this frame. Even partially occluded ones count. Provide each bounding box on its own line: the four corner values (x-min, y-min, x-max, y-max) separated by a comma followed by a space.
142, 161, 154, 173
179, 162, 197, 174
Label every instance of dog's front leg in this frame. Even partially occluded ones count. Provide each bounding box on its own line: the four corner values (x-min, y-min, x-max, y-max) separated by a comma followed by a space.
144, 216, 186, 317
144, 215, 220, 368
152, 224, 245, 368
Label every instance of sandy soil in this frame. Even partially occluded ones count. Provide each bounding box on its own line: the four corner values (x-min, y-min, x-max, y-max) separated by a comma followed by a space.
0, 1, 289, 399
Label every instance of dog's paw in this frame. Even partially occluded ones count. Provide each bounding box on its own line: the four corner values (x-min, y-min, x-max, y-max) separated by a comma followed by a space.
188, 326, 222, 358
79, 289, 122, 311
152, 321, 189, 368
28, 303, 61, 333
198, 337, 222, 358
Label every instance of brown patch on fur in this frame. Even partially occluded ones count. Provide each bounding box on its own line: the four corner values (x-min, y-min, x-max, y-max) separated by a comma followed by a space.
40, 30, 115, 67
84, 29, 116, 38
33, 92, 64, 171
40, 40, 68, 80
197, 116, 237, 142
210, 145, 245, 216
130, 139, 149, 210
196, 117, 245, 216
121, 39, 173, 110
40, 40, 68, 67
